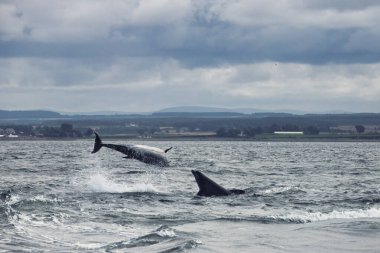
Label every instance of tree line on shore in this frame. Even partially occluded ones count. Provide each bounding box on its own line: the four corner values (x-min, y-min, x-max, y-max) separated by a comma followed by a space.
0, 124, 93, 138
215, 124, 321, 137
0, 121, 368, 139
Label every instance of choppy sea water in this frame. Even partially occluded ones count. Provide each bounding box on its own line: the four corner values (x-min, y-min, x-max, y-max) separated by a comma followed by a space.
1, 140, 380, 252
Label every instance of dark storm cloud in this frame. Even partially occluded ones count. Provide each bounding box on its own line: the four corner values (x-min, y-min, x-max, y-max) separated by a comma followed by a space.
1, 27, 379, 66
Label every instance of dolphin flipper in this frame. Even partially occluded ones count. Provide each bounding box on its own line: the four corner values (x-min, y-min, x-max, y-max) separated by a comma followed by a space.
164, 147, 172, 153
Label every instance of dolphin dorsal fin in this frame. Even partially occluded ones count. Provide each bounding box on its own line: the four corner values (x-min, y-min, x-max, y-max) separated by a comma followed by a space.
191, 170, 230, 197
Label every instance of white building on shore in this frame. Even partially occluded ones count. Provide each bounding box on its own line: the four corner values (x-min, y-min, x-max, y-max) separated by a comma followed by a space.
274, 131, 304, 135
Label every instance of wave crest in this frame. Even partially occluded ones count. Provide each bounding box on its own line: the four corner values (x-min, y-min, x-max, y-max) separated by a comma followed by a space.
272, 207, 380, 223
102, 225, 200, 252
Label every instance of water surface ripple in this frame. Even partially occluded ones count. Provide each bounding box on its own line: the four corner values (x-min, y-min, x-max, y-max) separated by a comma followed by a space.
1, 140, 379, 252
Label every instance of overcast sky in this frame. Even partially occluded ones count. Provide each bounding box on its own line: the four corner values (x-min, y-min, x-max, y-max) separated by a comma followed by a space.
1, 0, 380, 113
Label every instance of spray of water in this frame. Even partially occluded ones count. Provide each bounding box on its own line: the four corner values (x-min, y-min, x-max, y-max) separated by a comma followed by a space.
87, 173, 159, 193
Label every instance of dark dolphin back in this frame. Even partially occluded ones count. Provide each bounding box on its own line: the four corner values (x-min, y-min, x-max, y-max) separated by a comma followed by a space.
229, 189, 245, 195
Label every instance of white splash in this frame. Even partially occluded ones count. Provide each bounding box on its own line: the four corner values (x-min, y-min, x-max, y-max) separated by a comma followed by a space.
156, 227, 176, 238
7, 194, 21, 205
259, 186, 299, 195
87, 173, 160, 193
75, 242, 104, 250
30, 195, 60, 203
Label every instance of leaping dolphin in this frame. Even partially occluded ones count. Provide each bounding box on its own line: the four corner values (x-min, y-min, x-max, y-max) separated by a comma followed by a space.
92, 132, 172, 166
191, 170, 245, 197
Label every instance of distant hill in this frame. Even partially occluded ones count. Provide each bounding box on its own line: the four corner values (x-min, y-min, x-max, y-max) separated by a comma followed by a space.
156, 106, 310, 115
0, 110, 62, 119
156, 106, 260, 114
251, 112, 295, 118
60, 111, 151, 116
152, 111, 245, 117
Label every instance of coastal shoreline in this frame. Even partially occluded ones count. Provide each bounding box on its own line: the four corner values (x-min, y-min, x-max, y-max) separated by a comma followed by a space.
1, 135, 380, 142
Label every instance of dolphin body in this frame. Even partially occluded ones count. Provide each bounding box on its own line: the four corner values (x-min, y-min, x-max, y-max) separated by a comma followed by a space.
191, 170, 245, 197
92, 132, 172, 166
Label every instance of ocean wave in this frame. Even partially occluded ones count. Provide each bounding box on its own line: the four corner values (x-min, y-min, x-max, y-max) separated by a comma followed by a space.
4, 194, 62, 208
8, 210, 69, 227
103, 226, 176, 249
272, 207, 380, 223
102, 225, 200, 252
218, 207, 380, 224
159, 239, 201, 253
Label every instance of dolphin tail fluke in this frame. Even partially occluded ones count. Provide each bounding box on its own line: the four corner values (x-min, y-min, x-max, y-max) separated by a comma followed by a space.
164, 147, 173, 153
92, 132, 103, 153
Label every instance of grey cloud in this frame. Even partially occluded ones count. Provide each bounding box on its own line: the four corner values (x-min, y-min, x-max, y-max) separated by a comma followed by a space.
1, 1, 380, 113
304, 0, 380, 11
1, 1, 380, 65
3, 26, 378, 67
